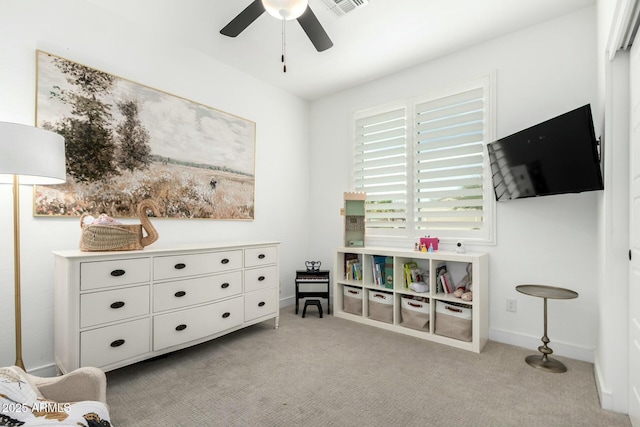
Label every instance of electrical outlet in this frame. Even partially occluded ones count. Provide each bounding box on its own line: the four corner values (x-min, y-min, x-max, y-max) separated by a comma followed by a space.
506, 298, 517, 312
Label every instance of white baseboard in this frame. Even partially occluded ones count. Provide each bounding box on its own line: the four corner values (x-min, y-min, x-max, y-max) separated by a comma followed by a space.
27, 363, 58, 377
489, 328, 594, 363
279, 295, 295, 308
593, 355, 614, 410
280, 299, 595, 363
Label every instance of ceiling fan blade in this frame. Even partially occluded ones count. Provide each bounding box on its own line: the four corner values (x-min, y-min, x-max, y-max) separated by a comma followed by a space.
297, 6, 333, 52
220, 0, 265, 37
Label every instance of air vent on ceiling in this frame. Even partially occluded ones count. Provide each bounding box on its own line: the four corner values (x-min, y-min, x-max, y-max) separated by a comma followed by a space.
321, 0, 369, 16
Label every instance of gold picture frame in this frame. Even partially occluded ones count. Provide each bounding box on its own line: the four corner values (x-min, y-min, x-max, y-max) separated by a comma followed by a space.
35, 50, 256, 220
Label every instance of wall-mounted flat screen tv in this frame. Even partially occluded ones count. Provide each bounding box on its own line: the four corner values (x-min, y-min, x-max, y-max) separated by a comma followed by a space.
486, 104, 603, 201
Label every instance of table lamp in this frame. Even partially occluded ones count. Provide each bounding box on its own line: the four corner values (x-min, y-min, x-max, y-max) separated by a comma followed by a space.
0, 122, 66, 369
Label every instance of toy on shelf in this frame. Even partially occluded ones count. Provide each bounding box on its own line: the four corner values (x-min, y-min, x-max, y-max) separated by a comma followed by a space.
341, 192, 366, 247
452, 263, 473, 301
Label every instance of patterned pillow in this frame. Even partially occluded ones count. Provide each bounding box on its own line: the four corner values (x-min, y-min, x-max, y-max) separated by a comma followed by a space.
0, 367, 111, 427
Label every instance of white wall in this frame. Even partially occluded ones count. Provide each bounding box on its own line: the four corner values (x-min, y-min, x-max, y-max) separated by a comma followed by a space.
0, 0, 312, 373
310, 7, 600, 361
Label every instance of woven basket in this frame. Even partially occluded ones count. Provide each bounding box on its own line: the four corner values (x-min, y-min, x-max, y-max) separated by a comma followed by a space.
80, 200, 160, 252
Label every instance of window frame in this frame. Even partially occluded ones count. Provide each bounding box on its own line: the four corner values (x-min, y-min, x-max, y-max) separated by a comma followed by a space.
351, 74, 496, 246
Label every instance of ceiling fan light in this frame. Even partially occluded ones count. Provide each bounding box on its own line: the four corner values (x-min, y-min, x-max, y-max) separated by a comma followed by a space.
262, 0, 309, 20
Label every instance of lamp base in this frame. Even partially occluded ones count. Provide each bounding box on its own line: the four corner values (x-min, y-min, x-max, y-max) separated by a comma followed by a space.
525, 354, 567, 373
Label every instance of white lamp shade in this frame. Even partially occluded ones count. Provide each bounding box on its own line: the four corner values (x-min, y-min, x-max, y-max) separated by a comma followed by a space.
262, 0, 308, 20
0, 122, 66, 185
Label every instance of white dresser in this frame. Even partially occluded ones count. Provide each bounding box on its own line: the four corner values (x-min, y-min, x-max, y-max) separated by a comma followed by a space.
53, 242, 279, 373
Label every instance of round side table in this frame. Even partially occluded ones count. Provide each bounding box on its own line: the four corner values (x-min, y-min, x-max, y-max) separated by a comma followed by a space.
515, 284, 578, 373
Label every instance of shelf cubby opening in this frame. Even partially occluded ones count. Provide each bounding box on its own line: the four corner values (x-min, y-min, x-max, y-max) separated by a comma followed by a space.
396, 256, 430, 294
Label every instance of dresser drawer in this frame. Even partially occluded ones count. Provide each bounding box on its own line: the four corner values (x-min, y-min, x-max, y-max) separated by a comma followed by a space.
80, 258, 150, 291
245, 265, 277, 292
153, 250, 242, 281
245, 288, 278, 322
153, 296, 244, 351
154, 271, 242, 312
80, 285, 150, 328
244, 246, 277, 268
80, 318, 150, 368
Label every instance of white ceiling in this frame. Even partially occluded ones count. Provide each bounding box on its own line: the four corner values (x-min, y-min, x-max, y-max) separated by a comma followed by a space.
91, 0, 596, 101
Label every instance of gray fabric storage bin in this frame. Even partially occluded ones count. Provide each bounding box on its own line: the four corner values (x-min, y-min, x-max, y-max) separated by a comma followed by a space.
435, 301, 472, 342
368, 290, 393, 323
400, 296, 430, 331
343, 286, 363, 315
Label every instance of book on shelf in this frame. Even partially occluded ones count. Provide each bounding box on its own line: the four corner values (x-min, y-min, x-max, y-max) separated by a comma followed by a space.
344, 254, 362, 281
403, 261, 428, 291
435, 262, 448, 294
372, 255, 386, 286
403, 262, 418, 288
351, 261, 362, 280
439, 271, 454, 293
384, 256, 393, 289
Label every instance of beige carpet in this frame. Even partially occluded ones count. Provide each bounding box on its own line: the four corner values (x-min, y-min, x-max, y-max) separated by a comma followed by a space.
106, 307, 631, 426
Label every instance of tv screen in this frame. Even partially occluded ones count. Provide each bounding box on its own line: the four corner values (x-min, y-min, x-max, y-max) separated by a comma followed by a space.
486, 104, 603, 201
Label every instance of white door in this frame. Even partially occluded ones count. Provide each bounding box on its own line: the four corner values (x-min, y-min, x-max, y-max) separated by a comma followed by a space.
630, 35, 640, 427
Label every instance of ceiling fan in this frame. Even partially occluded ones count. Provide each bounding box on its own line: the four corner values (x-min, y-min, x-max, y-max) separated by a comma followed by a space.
220, 0, 334, 53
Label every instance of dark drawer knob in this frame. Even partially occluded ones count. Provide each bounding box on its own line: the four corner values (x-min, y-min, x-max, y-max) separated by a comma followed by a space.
258, 276, 265, 281
174, 263, 186, 270
175, 324, 187, 331
258, 254, 266, 259
258, 301, 266, 307
221, 258, 230, 264
110, 339, 125, 348
174, 291, 186, 298
222, 312, 231, 318
110, 301, 125, 309
221, 283, 230, 289
110, 269, 125, 277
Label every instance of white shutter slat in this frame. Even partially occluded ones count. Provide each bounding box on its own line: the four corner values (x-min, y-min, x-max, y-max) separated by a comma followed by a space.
355, 145, 405, 162
417, 143, 483, 159
416, 177, 484, 191
416, 187, 484, 200
416, 221, 483, 230
415, 153, 483, 169
416, 198, 483, 209
417, 209, 484, 218
416, 122, 484, 143
354, 164, 406, 180
356, 108, 405, 127
366, 211, 408, 220
416, 110, 484, 133
354, 137, 406, 155
416, 166, 483, 181
364, 201, 406, 209
356, 175, 406, 187
359, 183, 407, 194
415, 89, 483, 113
368, 222, 406, 229
355, 118, 405, 136
414, 134, 481, 151
355, 127, 405, 145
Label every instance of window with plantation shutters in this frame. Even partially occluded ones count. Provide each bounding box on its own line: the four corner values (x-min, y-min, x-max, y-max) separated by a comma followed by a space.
352, 76, 495, 244
353, 105, 408, 234
413, 84, 489, 240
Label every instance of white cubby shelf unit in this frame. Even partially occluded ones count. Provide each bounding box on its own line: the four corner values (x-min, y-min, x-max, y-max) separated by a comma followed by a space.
334, 246, 489, 353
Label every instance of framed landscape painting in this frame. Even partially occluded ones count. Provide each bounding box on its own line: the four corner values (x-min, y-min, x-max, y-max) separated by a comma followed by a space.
35, 50, 256, 220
